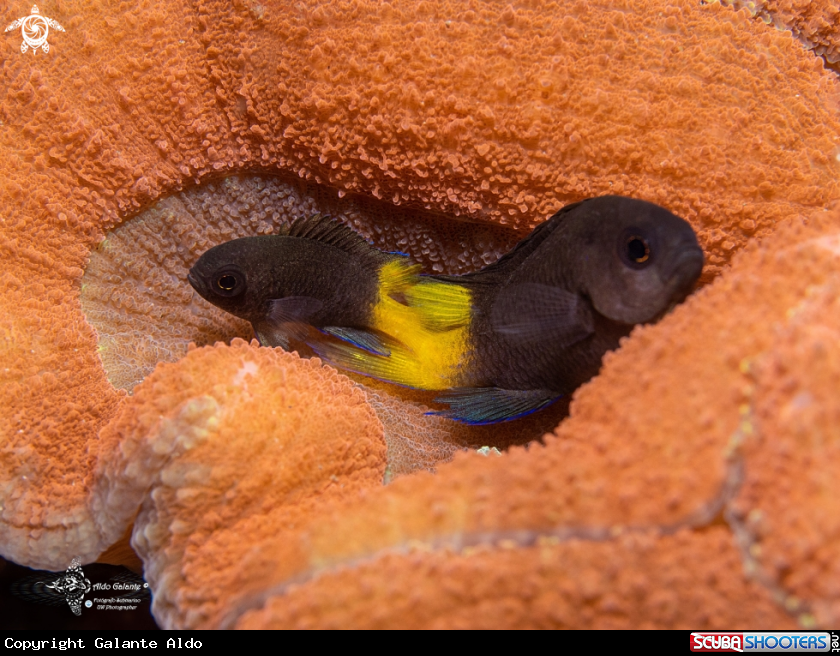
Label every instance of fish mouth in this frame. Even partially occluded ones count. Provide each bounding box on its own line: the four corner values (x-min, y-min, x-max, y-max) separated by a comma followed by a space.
660, 246, 704, 290
644, 245, 704, 323
186, 271, 206, 296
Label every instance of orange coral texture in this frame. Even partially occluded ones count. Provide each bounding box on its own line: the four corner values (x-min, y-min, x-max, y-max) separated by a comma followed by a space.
238, 529, 791, 630
0, 0, 838, 627
90, 340, 386, 628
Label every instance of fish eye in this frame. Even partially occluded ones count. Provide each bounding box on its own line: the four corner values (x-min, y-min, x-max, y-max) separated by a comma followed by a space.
217, 274, 237, 291
618, 228, 653, 269
212, 266, 246, 297
626, 236, 650, 264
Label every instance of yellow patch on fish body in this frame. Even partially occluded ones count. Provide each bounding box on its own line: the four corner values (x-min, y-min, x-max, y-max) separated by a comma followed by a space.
364, 260, 472, 390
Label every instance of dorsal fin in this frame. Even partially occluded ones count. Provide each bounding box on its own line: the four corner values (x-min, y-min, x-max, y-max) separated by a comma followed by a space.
434, 200, 587, 285
280, 214, 403, 267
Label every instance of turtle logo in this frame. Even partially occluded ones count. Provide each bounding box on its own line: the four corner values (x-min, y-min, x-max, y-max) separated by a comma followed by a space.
45, 558, 91, 616
5, 5, 64, 54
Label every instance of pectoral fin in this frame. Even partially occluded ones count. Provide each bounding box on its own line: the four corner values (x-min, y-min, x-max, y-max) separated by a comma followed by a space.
490, 283, 594, 348
253, 322, 293, 349
255, 296, 324, 348
267, 296, 324, 325
430, 387, 560, 425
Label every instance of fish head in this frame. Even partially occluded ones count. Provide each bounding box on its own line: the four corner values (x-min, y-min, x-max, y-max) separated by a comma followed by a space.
188, 237, 272, 321
572, 196, 704, 325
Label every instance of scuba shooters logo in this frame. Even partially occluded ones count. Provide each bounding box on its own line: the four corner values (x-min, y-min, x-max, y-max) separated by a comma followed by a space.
690, 632, 837, 653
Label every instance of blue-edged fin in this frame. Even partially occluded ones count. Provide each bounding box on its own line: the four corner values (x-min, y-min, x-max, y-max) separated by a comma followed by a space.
430, 387, 560, 425
490, 283, 594, 348
305, 334, 408, 384
254, 296, 324, 349
321, 326, 392, 356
